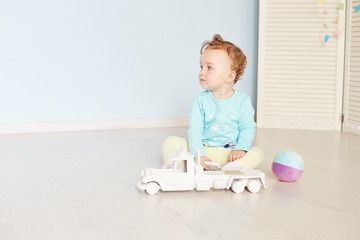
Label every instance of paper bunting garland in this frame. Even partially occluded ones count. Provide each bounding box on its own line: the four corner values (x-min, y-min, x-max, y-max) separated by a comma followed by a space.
319, 1, 344, 43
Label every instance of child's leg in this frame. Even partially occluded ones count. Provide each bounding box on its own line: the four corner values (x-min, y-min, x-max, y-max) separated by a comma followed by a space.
202, 147, 232, 167
162, 138, 263, 169
234, 147, 264, 169
162, 136, 189, 163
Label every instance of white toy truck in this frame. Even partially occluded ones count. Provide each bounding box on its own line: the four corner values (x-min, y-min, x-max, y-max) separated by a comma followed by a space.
137, 148, 268, 195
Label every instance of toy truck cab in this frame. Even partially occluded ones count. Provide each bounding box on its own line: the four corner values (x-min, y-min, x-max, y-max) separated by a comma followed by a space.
137, 148, 196, 194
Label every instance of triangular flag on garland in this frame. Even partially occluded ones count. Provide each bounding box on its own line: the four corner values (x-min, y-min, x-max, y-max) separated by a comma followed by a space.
325, 35, 330, 42
354, 5, 360, 13
335, 28, 342, 37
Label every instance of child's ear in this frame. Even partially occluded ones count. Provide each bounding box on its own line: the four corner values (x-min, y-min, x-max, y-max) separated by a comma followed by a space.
227, 71, 236, 83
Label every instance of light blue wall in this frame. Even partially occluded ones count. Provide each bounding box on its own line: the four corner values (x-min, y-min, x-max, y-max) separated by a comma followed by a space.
0, 0, 259, 123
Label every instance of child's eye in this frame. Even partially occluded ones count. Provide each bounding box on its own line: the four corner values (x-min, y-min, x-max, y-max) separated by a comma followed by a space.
207, 66, 212, 70
200, 65, 203, 69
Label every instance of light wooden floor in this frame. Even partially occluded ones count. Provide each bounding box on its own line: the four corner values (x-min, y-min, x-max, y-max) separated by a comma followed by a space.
0, 127, 359, 240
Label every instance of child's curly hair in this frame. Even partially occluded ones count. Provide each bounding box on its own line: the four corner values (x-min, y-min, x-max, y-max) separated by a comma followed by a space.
200, 34, 247, 84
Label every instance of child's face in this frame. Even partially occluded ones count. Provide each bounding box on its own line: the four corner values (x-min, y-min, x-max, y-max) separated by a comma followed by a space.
199, 49, 235, 91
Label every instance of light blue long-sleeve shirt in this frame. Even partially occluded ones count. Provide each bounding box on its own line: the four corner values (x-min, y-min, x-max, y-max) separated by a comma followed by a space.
188, 90, 256, 156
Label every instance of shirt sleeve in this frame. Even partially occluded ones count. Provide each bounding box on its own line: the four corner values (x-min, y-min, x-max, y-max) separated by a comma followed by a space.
234, 96, 256, 152
188, 96, 205, 156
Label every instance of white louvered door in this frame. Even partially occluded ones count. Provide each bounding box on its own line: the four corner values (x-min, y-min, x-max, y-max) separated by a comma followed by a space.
257, 0, 346, 130
343, 0, 360, 135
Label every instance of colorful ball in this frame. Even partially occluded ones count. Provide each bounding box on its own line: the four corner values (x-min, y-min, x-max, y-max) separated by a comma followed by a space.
272, 151, 304, 182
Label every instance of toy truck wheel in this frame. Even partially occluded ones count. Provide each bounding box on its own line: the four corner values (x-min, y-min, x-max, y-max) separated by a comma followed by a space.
231, 179, 246, 194
145, 182, 160, 195
247, 179, 261, 193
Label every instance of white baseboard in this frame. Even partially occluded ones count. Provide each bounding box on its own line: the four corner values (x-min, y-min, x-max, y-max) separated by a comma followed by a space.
343, 120, 360, 135
0, 118, 188, 134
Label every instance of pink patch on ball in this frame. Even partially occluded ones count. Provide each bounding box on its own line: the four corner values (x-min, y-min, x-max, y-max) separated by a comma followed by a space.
272, 162, 303, 182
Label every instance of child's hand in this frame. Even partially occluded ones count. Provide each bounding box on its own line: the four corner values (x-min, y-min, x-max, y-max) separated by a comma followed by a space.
200, 156, 211, 171
229, 150, 246, 162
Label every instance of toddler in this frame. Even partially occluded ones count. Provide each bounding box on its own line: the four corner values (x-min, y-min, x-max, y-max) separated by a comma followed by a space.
163, 34, 263, 170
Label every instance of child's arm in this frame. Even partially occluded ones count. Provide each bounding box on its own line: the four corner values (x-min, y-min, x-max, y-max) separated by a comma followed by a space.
234, 96, 256, 152
188, 96, 205, 157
